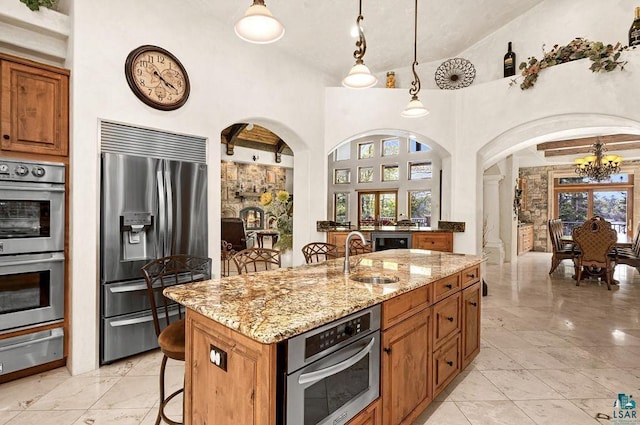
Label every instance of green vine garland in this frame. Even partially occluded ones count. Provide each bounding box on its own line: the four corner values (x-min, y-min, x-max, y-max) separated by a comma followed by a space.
19, 0, 57, 11
512, 37, 632, 90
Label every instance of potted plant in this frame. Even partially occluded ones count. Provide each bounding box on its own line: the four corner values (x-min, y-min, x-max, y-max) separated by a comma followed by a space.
20, 0, 58, 11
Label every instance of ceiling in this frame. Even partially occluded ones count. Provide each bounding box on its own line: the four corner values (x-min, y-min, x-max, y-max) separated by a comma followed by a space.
197, 0, 544, 80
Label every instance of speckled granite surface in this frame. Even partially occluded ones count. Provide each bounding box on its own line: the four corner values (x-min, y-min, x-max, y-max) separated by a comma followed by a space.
164, 249, 483, 344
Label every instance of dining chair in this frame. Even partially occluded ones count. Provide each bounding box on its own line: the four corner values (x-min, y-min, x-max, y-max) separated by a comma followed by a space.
221, 240, 236, 277
349, 238, 372, 255
233, 247, 281, 274
547, 218, 579, 274
141, 255, 212, 425
571, 216, 617, 290
611, 223, 640, 275
302, 242, 339, 264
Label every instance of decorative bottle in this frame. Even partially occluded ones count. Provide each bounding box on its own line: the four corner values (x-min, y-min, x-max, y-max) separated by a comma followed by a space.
630, 7, 640, 47
503, 42, 516, 77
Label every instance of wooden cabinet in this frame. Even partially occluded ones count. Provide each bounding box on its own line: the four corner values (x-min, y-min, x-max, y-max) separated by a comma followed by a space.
0, 54, 69, 157
381, 308, 432, 425
186, 310, 275, 425
433, 292, 461, 346
462, 282, 481, 368
433, 334, 460, 396
347, 399, 382, 425
517, 224, 534, 255
411, 232, 453, 252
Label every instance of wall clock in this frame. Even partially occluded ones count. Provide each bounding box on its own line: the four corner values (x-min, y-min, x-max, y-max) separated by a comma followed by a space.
124, 45, 190, 110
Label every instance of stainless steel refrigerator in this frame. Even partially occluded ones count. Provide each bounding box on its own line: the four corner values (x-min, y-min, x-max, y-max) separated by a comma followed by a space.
100, 152, 207, 364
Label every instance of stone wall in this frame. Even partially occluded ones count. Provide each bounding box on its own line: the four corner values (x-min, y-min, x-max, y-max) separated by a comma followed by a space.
221, 161, 288, 220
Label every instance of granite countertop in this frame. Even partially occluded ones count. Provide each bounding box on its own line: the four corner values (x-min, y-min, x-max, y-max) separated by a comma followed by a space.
164, 249, 483, 345
319, 226, 452, 233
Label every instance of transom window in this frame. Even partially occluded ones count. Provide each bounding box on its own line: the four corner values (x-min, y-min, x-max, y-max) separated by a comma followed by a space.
382, 165, 399, 181
409, 161, 432, 180
334, 192, 349, 223
409, 138, 431, 153
359, 167, 373, 183
334, 143, 350, 161
359, 142, 374, 159
334, 169, 351, 184
382, 138, 400, 156
409, 190, 432, 226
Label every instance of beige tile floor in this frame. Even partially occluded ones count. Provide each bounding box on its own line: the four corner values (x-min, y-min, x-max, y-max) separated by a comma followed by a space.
1, 252, 639, 425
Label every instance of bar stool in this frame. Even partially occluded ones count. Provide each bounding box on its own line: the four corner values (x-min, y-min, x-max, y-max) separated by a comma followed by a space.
142, 255, 212, 425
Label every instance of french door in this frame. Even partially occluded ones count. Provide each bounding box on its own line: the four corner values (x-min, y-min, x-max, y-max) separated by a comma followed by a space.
556, 189, 631, 238
358, 191, 397, 225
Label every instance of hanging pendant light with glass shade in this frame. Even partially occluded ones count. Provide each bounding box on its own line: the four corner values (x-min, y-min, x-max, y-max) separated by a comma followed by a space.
401, 0, 429, 117
342, 0, 377, 88
235, 0, 285, 44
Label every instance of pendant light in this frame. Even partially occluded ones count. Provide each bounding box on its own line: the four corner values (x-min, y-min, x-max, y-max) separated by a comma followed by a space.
342, 0, 377, 88
401, 0, 429, 117
235, 0, 285, 44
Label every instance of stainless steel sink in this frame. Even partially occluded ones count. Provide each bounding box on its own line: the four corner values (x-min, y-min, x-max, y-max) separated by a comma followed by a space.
350, 274, 400, 284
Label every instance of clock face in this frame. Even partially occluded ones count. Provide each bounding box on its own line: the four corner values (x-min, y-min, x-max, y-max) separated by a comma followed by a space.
125, 45, 190, 110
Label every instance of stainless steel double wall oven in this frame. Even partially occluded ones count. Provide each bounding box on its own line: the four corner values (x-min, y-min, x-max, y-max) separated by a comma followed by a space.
0, 159, 65, 377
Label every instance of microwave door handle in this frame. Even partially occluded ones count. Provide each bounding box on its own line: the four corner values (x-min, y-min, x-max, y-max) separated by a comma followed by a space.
157, 167, 166, 257
0, 185, 65, 192
298, 336, 376, 385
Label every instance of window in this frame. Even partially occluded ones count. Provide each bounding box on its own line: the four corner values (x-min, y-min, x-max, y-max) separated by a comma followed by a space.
409, 161, 432, 180
554, 174, 633, 238
409, 190, 432, 226
334, 143, 350, 161
409, 138, 431, 153
382, 165, 399, 181
334, 192, 349, 223
382, 138, 400, 156
359, 167, 373, 183
358, 191, 397, 225
334, 169, 351, 184
359, 142, 374, 159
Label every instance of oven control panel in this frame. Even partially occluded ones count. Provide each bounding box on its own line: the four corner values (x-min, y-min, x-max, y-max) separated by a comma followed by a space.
0, 159, 64, 184
305, 312, 371, 359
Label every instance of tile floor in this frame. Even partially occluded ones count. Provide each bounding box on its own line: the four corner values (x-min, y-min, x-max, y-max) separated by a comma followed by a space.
1, 252, 639, 425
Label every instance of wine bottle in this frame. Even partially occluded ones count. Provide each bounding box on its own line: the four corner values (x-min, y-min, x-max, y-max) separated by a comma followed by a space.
503, 42, 516, 77
630, 7, 640, 47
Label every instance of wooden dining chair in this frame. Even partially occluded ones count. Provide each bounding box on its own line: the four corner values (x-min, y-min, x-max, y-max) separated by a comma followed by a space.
221, 240, 236, 277
141, 255, 212, 425
302, 242, 339, 264
547, 218, 579, 274
611, 223, 640, 275
349, 238, 372, 255
233, 247, 281, 274
571, 216, 617, 290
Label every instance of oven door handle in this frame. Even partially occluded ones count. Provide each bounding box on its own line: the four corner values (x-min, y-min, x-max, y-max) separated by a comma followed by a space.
0, 333, 61, 352
298, 336, 376, 385
0, 185, 65, 192
0, 255, 64, 266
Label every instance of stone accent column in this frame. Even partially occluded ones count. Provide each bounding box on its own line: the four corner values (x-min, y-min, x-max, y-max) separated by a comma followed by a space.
483, 174, 505, 264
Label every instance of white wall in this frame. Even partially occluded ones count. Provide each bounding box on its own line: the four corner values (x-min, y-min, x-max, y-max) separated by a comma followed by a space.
66, 0, 329, 374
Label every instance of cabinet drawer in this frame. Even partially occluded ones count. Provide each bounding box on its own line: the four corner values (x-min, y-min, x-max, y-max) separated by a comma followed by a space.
433, 274, 460, 302
461, 265, 480, 288
347, 398, 381, 425
411, 233, 453, 252
382, 285, 432, 330
433, 292, 461, 346
433, 333, 460, 396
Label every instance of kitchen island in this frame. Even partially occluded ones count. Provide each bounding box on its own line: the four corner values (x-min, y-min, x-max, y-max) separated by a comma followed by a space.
165, 249, 483, 425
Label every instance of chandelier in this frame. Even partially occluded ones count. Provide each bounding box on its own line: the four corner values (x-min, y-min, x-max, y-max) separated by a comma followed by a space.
574, 139, 622, 181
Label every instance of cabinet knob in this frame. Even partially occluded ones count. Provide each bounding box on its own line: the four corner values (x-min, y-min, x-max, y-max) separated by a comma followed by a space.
383, 347, 392, 354
470, 301, 478, 307
2, 135, 9, 140
446, 360, 454, 367
447, 316, 454, 322
445, 284, 453, 289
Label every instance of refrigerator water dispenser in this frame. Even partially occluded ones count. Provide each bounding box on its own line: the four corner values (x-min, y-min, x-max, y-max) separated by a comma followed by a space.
120, 212, 153, 260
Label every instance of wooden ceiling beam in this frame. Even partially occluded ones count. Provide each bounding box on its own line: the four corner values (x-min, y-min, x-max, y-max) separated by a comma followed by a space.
222, 123, 247, 155
544, 141, 640, 157
537, 134, 640, 151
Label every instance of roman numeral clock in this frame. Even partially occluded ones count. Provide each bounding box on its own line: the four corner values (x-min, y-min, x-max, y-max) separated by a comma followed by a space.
124, 45, 190, 110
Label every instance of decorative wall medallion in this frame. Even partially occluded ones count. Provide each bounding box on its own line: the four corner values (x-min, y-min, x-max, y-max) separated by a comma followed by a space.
434, 58, 476, 90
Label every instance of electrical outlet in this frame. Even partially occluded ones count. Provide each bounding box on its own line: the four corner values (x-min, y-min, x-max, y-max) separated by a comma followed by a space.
209, 344, 227, 371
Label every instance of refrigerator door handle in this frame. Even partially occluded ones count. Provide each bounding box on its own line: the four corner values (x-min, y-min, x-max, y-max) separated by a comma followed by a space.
156, 166, 166, 257
164, 161, 174, 255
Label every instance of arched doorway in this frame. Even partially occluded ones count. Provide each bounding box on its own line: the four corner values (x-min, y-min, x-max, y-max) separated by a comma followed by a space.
220, 123, 295, 272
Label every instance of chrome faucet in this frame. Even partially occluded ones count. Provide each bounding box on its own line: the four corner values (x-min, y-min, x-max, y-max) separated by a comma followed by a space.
343, 231, 366, 273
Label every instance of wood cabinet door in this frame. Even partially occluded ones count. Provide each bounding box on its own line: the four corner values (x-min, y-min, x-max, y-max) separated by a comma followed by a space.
411, 233, 453, 252
0, 60, 69, 156
462, 282, 481, 368
382, 308, 432, 425
347, 398, 382, 425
